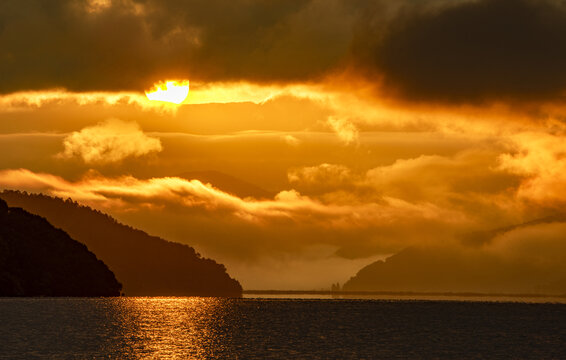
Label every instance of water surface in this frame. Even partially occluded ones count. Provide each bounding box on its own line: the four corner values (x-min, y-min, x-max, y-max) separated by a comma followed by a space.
1, 297, 566, 359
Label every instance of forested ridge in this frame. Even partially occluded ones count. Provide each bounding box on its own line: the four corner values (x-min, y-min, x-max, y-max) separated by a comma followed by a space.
0, 198, 121, 296
1, 190, 242, 297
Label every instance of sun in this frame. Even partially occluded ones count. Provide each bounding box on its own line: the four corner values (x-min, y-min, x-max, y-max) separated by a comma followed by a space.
145, 80, 190, 104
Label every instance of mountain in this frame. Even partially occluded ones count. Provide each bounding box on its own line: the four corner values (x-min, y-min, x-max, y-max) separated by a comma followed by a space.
0, 199, 121, 297
0, 190, 242, 297
177, 170, 275, 199
343, 246, 566, 295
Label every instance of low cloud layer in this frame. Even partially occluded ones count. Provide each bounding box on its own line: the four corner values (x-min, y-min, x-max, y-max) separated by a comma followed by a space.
58, 119, 162, 164
0, 168, 470, 261
2, 128, 562, 261
0, 168, 457, 227
2, 116, 566, 288
1, 151, 566, 289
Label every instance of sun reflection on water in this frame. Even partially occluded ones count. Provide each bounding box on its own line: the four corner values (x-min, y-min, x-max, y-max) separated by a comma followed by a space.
107, 297, 227, 359
3, 297, 566, 359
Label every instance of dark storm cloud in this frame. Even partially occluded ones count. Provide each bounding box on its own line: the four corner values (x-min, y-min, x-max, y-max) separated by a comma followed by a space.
362, 0, 566, 103
3, 0, 566, 104
0, 0, 356, 93
0, 0, 165, 92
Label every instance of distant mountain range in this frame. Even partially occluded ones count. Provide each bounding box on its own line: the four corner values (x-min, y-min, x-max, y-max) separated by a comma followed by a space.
0, 198, 121, 296
343, 215, 566, 295
0, 190, 242, 297
343, 246, 566, 295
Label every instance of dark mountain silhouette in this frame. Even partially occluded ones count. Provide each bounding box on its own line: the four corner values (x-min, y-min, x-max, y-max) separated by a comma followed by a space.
0, 190, 242, 297
177, 170, 275, 199
0, 199, 121, 297
343, 246, 566, 295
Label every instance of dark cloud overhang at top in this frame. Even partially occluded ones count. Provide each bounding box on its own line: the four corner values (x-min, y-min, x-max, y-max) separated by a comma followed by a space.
361, 0, 566, 104
2, 0, 566, 106
0, 0, 355, 93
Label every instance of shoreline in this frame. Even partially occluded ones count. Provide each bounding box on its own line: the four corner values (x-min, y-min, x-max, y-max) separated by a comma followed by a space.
243, 289, 566, 299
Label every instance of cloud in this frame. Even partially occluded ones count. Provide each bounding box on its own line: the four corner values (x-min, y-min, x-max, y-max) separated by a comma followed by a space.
488, 222, 566, 266
498, 131, 566, 205
0, 168, 455, 226
288, 163, 355, 195
0, 168, 469, 260
286, 148, 536, 244
282, 134, 301, 146
288, 163, 352, 186
327, 116, 359, 145
0, 90, 177, 113
0, 0, 356, 93
4, 0, 566, 108
1, 144, 564, 287
358, 0, 566, 104
365, 150, 519, 202
58, 119, 162, 164
288, 149, 519, 207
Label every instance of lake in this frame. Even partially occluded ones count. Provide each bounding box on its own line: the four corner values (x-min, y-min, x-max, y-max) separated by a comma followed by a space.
1, 297, 566, 359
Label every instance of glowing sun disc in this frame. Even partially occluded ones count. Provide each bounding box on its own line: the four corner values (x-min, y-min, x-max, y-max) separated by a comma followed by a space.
145, 80, 190, 104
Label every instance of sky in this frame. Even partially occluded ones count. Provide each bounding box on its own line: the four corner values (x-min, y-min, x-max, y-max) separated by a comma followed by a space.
2, 0, 566, 289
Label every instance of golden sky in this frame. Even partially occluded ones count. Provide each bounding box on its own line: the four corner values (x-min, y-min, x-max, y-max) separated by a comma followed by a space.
2, 0, 566, 289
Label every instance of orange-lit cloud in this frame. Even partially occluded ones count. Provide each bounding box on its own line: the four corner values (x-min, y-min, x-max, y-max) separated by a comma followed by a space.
289, 163, 351, 185
1, 137, 565, 289
282, 134, 301, 147
58, 119, 162, 164
364, 151, 515, 201
487, 222, 566, 266
327, 117, 359, 145
0, 90, 176, 114
186, 82, 284, 104
145, 81, 190, 104
0, 82, 316, 111
499, 131, 566, 205
0, 79, 545, 142
288, 164, 353, 194
0, 169, 459, 227
85, 0, 112, 13
285, 148, 532, 236
0, 167, 472, 270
